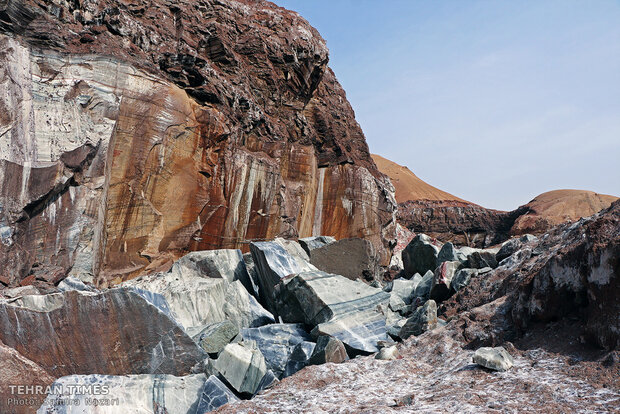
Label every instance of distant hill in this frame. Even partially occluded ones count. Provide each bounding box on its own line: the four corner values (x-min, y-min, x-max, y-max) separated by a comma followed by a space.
373, 153, 618, 246
511, 189, 619, 234
371, 154, 468, 204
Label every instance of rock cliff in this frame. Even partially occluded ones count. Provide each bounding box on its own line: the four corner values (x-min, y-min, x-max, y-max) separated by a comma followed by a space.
0, 0, 396, 287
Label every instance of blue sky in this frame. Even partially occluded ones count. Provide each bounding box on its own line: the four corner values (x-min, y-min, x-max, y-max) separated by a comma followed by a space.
273, 0, 620, 210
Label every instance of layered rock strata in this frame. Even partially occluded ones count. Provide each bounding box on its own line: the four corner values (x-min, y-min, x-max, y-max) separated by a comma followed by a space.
0, 0, 396, 287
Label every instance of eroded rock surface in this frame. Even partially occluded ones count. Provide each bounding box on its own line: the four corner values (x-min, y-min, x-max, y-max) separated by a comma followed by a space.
0, 0, 397, 287
0, 289, 205, 378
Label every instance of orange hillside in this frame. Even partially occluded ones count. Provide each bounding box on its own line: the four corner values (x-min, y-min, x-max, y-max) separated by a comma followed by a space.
371, 154, 468, 204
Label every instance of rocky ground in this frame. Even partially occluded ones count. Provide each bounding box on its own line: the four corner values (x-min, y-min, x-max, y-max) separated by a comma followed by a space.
0, 201, 616, 413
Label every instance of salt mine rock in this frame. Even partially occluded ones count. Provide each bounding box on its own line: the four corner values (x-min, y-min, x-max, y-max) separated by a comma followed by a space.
436, 242, 468, 266
388, 293, 408, 313
473, 347, 515, 372
243, 252, 261, 298
0, 0, 398, 287
450, 268, 479, 293
128, 287, 178, 322
375, 346, 400, 361
36, 373, 238, 414
385, 277, 421, 306
254, 370, 280, 396
386, 308, 408, 338
467, 249, 499, 269
284, 341, 317, 377
430, 261, 462, 302
238, 324, 313, 379
171, 249, 256, 296
250, 241, 317, 312
0, 286, 40, 299
308, 336, 348, 365
413, 270, 435, 300
275, 270, 390, 352
215, 342, 269, 396
123, 271, 273, 331
0, 340, 55, 414
399, 300, 438, 339
298, 236, 337, 256
0, 289, 204, 378
274, 237, 312, 262
308, 238, 380, 281
57, 276, 96, 292
496, 235, 537, 262
193, 321, 240, 355
498, 247, 533, 269
402, 234, 442, 277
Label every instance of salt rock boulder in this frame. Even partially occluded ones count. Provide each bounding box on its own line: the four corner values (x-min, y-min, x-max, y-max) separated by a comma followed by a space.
399, 300, 438, 339
385, 277, 421, 305
473, 347, 514, 372
123, 269, 274, 331
238, 324, 313, 379
37, 373, 238, 414
436, 242, 467, 266
308, 336, 348, 365
430, 261, 462, 302
250, 241, 317, 312
467, 249, 499, 269
0, 289, 205, 378
413, 270, 435, 300
193, 321, 239, 355
402, 234, 442, 277
172, 249, 256, 297
496, 234, 538, 262
309, 238, 381, 281
215, 342, 269, 396
284, 341, 316, 377
274, 271, 390, 353
0, 340, 55, 414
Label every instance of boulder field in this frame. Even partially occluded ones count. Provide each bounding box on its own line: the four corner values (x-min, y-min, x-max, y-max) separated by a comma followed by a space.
0, 201, 616, 413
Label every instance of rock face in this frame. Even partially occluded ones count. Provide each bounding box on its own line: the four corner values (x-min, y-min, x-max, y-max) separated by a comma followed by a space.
37, 373, 238, 414
441, 200, 620, 350
0, 0, 396, 287
275, 271, 390, 353
308, 237, 380, 281
0, 289, 205, 378
398, 200, 519, 248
